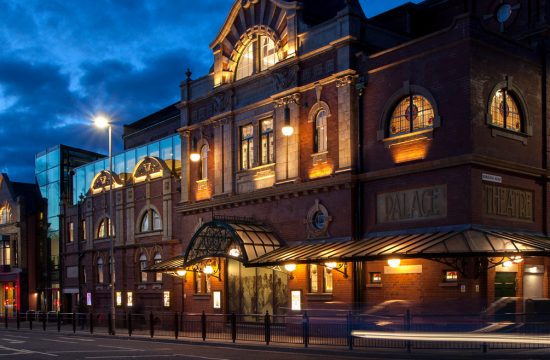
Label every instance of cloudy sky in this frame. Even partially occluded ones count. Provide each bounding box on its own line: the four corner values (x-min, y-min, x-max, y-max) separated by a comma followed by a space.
0, 0, 421, 183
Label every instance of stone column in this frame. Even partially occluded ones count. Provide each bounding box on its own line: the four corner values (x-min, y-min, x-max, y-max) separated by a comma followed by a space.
336, 75, 356, 171
275, 93, 301, 182
125, 188, 135, 245
115, 190, 124, 246
162, 178, 172, 241
214, 121, 224, 195
180, 132, 190, 203
223, 118, 234, 194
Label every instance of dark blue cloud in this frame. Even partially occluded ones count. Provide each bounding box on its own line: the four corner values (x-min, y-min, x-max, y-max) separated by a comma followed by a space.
0, 0, 418, 183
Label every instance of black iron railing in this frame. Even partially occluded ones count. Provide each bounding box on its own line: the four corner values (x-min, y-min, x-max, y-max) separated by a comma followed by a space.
3, 309, 550, 353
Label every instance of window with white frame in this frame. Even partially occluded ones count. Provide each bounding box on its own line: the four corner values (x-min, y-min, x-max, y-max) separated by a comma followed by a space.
260, 119, 274, 165
139, 253, 148, 283
241, 124, 254, 170
235, 34, 278, 81
97, 258, 104, 284
199, 145, 208, 180
139, 209, 162, 233
314, 110, 328, 153
154, 253, 162, 282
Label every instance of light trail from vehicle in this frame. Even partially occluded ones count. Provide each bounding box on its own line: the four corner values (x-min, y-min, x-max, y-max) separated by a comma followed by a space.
352, 331, 550, 345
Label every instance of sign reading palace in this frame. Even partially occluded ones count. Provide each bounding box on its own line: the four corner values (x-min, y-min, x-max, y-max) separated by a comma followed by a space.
377, 186, 447, 223
483, 184, 533, 221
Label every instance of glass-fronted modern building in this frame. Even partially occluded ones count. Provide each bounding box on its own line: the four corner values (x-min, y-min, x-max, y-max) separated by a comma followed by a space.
72, 133, 181, 204
35, 145, 105, 311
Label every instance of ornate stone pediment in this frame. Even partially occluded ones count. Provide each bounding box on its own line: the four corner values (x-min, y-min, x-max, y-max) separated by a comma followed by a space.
91, 171, 123, 194
132, 157, 170, 183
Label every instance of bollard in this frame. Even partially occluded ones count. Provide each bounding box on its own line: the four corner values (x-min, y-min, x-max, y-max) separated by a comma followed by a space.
405, 309, 411, 353
16, 310, 20, 330
483, 342, 488, 353
42, 312, 46, 331
4, 308, 7, 328
108, 313, 113, 335
174, 312, 179, 340
347, 311, 353, 350
149, 312, 154, 338
303, 312, 309, 348
201, 311, 206, 341
231, 313, 237, 343
128, 312, 132, 337
29, 313, 33, 330
57, 312, 61, 332
89, 312, 94, 334
264, 311, 271, 346
72, 312, 76, 334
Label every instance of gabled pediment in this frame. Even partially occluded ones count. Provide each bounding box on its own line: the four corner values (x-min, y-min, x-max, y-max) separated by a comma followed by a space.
90, 170, 123, 194
210, 0, 301, 86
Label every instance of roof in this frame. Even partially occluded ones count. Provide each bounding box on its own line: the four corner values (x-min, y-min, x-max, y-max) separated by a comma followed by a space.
247, 229, 550, 267
184, 216, 284, 266
122, 103, 180, 139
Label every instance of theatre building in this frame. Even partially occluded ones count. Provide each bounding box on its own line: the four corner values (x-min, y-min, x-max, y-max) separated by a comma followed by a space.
63, 0, 550, 316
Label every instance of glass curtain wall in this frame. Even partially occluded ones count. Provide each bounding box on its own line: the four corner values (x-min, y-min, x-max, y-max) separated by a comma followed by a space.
72, 134, 181, 204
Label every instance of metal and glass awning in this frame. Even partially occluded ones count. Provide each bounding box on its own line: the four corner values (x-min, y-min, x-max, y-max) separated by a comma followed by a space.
145, 256, 186, 274
247, 229, 550, 267
183, 216, 284, 266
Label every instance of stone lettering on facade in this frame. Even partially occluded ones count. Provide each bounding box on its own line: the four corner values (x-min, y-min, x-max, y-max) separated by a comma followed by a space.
483, 184, 533, 221
377, 185, 447, 223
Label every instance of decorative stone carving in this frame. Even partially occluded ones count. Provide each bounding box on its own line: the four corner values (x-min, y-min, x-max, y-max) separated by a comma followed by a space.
241, 0, 259, 9
91, 171, 123, 194
304, 199, 332, 239
336, 75, 354, 88
133, 157, 168, 182
275, 93, 301, 108
212, 91, 231, 114
272, 65, 299, 92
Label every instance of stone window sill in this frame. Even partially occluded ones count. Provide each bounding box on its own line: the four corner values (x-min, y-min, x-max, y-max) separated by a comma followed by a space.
135, 231, 162, 239
366, 284, 383, 288
382, 128, 433, 149
306, 293, 333, 301
490, 126, 528, 145
193, 294, 211, 300
439, 282, 458, 287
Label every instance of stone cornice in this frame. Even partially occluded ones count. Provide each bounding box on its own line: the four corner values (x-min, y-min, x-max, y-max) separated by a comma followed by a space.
176, 173, 355, 215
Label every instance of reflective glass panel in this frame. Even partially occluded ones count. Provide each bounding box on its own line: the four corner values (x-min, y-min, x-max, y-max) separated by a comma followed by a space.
236, 41, 255, 80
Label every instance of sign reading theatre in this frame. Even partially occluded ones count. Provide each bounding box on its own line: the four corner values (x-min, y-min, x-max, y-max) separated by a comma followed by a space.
483, 184, 533, 221
377, 185, 447, 224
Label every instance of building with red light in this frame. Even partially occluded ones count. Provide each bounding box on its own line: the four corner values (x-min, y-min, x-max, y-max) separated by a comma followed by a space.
0, 174, 44, 315
63, 0, 550, 318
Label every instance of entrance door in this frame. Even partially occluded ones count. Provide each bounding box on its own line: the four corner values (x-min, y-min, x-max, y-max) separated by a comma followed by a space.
494, 272, 516, 317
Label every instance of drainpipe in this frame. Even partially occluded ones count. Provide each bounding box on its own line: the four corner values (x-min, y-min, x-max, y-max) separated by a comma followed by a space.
352, 77, 366, 311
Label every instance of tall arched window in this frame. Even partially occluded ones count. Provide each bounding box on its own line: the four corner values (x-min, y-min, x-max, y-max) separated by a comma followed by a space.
235, 34, 278, 81
0, 206, 9, 225
489, 89, 523, 133
139, 253, 148, 283
199, 145, 208, 180
154, 253, 162, 282
314, 110, 328, 153
140, 209, 162, 233
97, 218, 112, 238
389, 95, 435, 137
97, 258, 104, 284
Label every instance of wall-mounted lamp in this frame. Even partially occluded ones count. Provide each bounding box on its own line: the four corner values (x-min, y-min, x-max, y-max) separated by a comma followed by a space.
228, 247, 241, 258
281, 106, 294, 137
324, 262, 348, 278
190, 137, 201, 162
387, 258, 401, 268
502, 260, 513, 268
511, 255, 524, 264
284, 263, 296, 280
203, 262, 221, 281
176, 269, 187, 277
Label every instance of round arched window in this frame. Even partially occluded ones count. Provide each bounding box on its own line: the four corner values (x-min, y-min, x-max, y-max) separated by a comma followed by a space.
489, 89, 522, 133
235, 34, 278, 81
389, 95, 435, 137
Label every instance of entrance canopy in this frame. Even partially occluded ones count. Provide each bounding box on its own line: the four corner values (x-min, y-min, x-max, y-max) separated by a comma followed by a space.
144, 256, 186, 276
183, 217, 284, 267
248, 228, 550, 267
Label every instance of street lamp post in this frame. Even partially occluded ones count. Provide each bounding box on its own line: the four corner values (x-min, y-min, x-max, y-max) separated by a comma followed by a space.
93, 115, 116, 335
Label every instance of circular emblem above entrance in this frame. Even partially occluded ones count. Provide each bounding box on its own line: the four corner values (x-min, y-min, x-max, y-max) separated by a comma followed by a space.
305, 200, 332, 239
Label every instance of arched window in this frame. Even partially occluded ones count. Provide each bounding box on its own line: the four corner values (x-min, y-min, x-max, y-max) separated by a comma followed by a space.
489, 89, 523, 132
235, 34, 278, 81
0, 207, 9, 225
314, 110, 328, 153
139, 253, 148, 283
199, 145, 208, 181
139, 209, 162, 233
389, 95, 435, 137
154, 253, 162, 282
97, 258, 104, 284
97, 218, 112, 239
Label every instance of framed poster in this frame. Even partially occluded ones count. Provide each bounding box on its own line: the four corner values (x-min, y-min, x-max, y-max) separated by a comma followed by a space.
213, 291, 221, 309
291, 290, 301, 311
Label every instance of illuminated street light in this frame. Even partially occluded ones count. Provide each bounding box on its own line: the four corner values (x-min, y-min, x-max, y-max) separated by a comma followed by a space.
176, 269, 187, 277
284, 263, 297, 272
387, 258, 401, 268
92, 114, 116, 335
281, 106, 294, 137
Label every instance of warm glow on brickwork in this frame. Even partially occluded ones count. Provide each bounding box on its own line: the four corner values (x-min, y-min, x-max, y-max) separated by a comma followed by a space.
389, 138, 431, 164
308, 162, 334, 179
